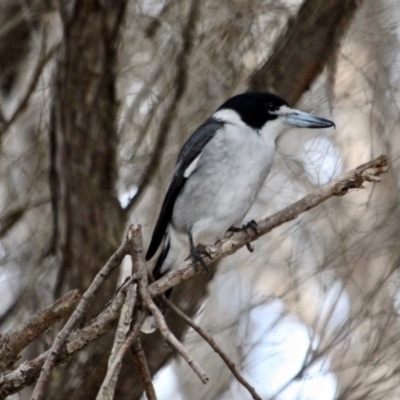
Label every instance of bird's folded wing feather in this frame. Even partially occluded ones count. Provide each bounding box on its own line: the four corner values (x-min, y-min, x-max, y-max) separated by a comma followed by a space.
145, 118, 223, 261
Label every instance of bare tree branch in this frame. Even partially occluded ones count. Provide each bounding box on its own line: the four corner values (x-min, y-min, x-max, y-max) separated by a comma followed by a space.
150, 155, 389, 297
131, 339, 157, 400
0, 0, 51, 95
96, 285, 137, 399
99, 279, 138, 397
0, 290, 80, 372
0, 155, 388, 397
31, 233, 132, 400
0, 288, 128, 399
0, 198, 50, 239
0, 44, 58, 139
96, 309, 146, 400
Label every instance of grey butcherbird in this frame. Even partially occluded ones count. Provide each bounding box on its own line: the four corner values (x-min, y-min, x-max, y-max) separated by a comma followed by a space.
142, 92, 335, 333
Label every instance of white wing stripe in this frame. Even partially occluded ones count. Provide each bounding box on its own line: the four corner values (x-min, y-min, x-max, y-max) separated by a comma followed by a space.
183, 154, 201, 178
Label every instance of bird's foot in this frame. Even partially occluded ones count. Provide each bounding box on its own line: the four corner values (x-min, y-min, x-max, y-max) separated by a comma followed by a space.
188, 233, 211, 272
229, 220, 258, 253
229, 219, 258, 234
246, 243, 254, 253
190, 246, 211, 272
242, 219, 258, 234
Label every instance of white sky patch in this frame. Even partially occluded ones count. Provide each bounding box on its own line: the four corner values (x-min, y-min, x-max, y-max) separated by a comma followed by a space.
394, 289, 400, 313
0, 267, 20, 316
245, 302, 336, 400
277, 365, 337, 400
136, 0, 167, 17
301, 136, 342, 185
153, 298, 338, 400
125, 82, 142, 108
316, 279, 350, 333
152, 363, 185, 400
120, 80, 159, 131
205, 299, 337, 400
118, 186, 138, 209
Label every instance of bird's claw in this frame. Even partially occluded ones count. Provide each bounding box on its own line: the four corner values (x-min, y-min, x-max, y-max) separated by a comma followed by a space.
229, 221, 257, 253
188, 232, 211, 272
243, 219, 258, 234
246, 243, 254, 253
190, 246, 210, 272
229, 219, 258, 234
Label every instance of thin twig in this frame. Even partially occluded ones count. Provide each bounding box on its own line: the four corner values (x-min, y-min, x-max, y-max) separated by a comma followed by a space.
162, 296, 262, 400
131, 338, 157, 400
96, 309, 146, 400
30, 229, 133, 400
0, 290, 80, 372
129, 225, 209, 385
96, 278, 138, 400
118, 38, 175, 140
109, 280, 138, 360
0, 45, 58, 138
0, 198, 50, 239
0, 286, 128, 398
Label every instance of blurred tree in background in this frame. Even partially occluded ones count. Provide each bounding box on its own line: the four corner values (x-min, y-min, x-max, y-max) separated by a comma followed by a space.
1, 0, 400, 399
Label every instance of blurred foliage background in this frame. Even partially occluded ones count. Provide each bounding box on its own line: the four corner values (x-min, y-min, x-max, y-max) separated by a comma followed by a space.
1, 0, 400, 399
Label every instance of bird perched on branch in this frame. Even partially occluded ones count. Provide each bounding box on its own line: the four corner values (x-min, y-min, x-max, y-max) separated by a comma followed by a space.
143, 91, 335, 333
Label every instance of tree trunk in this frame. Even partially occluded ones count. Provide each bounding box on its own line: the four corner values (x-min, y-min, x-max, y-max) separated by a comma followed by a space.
249, 0, 361, 104
45, 2, 126, 399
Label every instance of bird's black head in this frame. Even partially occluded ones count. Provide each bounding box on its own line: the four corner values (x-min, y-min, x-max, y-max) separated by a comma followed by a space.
217, 92, 289, 130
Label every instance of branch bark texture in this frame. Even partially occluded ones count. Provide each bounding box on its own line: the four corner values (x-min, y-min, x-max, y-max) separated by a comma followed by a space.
0, 290, 80, 373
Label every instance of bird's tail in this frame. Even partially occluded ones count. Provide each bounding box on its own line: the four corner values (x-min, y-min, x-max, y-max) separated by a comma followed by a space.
152, 237, 173, 300
152, 237, 170, 281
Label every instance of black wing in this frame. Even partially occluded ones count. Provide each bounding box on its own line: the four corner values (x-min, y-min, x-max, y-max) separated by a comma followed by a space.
146, 118, 223, 261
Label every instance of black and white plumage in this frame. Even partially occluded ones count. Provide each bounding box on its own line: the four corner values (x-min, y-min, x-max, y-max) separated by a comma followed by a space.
143, 92, 334, 332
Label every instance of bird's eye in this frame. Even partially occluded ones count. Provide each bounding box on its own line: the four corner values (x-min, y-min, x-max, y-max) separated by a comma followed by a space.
267, 103, 279, 112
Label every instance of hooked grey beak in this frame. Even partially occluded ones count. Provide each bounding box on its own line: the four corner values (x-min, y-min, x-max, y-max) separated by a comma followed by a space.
284, 109, 335, 129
